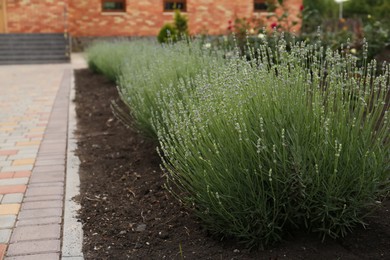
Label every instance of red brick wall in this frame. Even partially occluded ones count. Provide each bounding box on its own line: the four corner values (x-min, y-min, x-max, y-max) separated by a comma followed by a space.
68, 0, 169, 36
6, 0, 68, 33
5, 0, 302, 36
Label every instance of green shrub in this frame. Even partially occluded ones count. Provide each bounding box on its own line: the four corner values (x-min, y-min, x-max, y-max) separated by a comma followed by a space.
157, 10, 189, 43
157, 23, 178, 43
155, 39, 390, 247
174, 10, 189, 38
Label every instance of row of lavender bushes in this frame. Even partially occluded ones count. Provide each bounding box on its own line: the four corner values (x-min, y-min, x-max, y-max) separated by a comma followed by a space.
86, 37, 389, 247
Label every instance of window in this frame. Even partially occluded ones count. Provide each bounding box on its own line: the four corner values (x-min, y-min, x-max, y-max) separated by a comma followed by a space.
163, 0, 186, 12
254, 0, 268, 12
102, 0, 126, 12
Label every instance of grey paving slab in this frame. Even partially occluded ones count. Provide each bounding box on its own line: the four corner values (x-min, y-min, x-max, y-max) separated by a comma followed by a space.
0, 229, 12, 243
17, 217, 62, 227
11, 224, 61, 242
2, 193, 24, 204
25, 186, 63, 197
33, 165, 65, 173
0, 161, 12, 167
0, 215, 16, 229
34, 160, 65, 166
6, 240, 61, 256
0, 178, 29, 186
6, 253, 60, 260
21, 200, 63, 210
22, 195, 63, 202
17, 208, 63, 219
28, 182, 64, 188
29, 172, 64, 184
1, 165, 33, 172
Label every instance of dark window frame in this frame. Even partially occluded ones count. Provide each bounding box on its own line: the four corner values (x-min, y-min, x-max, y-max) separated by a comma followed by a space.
102, 0, 126, 12
254, 0, 269, 12
163, 0, 187, 12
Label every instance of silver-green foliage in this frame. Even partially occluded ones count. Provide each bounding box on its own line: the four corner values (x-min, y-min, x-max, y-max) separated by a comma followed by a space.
87, 38, 389, 248
155, 38, 390, 247
117, 40, 225, 137
87, 40, 224, 137
86, 41, 135, 82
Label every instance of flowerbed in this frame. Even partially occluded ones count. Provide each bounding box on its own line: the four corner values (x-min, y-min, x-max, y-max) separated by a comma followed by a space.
86, 38, 389, 248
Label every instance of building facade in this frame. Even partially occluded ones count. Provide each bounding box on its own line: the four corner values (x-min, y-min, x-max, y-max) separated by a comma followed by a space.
0, 0, 302, 36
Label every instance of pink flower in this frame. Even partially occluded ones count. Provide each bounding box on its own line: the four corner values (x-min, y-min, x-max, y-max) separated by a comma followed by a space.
228, 20, 232, 24
300, 5, 304, 11
271, 22, 278, 29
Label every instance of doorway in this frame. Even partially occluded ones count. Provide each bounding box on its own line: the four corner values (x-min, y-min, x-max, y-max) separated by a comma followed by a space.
0, 0, 6, 33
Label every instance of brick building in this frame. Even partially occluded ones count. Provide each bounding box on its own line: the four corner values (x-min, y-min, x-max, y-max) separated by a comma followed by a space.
0, 0, 302, 37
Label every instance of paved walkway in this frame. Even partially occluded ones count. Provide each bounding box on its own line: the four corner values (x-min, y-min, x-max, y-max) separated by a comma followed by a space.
0, 55, 86, 260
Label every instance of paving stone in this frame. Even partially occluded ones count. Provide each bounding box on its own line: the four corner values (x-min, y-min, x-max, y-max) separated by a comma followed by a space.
29, 172, 64, 183
25, 186, 63, 197
0, 243, 6, 259
33, 165, 65, 173
1, 165, 33, 172
28, 182, 63, 188
22, 200, 63, 210
12, 159, 35, 166
0, 178, 29, 186
17, 217, 61, 227
34, 155, 65, 161
8, 150, 39, 159
40, 140, 66, 145
0, 204, 20, 215
18, 208, 62, 219
0, 144, 17, 149
2, 193, 24, 204
0, 185, 26, 195
0, 173, 14, 179
5, 253, 60, 260
11, 224, 61, 243
15, 141, 40, 146
0, 161, 12, 167
13, 171, 31, 178
0, 215, 17, 229
0, 229, 12, 243
0, 150, 18, 156
22, 195, 63, 202
34, 160, 65, 166
6, 240, 60, 256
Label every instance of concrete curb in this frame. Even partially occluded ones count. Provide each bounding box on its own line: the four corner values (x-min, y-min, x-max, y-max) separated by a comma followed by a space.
62, 70, 84, 260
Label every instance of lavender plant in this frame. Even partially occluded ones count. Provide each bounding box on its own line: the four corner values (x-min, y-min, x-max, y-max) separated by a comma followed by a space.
86, 41, 140, 82
87, 37, 389, 248
87, 40, 224, 137
155, 38, 389, 247
117, 40, 225, 137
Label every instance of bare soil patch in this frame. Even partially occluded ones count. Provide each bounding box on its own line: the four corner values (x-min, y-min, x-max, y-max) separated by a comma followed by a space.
74, 68, 390, 260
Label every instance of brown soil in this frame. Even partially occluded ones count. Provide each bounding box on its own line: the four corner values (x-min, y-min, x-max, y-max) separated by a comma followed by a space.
74, 69, 390, 260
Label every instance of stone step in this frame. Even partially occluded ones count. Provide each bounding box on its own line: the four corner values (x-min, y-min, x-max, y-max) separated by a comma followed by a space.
0, 33, 70, 65
0, 58, 69, 65
0, 33, 68, 40
0, 49, 68, 56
